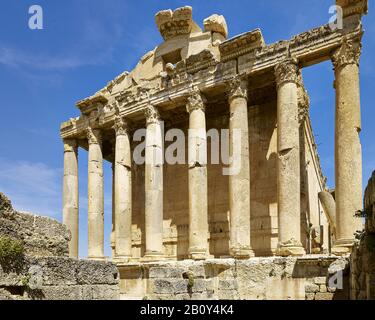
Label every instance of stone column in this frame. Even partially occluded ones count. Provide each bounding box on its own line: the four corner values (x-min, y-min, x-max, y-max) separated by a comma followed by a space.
186, 89, 209, 260
227, 77, 254, 259
275, 58, 305, 256
110, 162, 116, 258
144, 105, 164, 259
331, 36, 363, 255
62, 138, 79, 258
113, 116, 132, 261
87, 127, 105, 260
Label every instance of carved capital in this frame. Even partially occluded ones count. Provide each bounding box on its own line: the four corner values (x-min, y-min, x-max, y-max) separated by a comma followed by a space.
332, 36, 362, 71
86, 127, 102, 145
144, 104, 160, 125
228, 76, 248, 103
274, 58, 299, 89
113, 115, 128, 136
186, 88, 206, 113
63, 139, 78, 153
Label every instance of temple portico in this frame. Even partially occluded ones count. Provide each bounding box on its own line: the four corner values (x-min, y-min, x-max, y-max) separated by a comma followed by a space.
61, 1, 367, 263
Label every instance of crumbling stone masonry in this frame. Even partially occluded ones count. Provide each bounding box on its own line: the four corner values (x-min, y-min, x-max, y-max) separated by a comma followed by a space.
0, 193, 120, 300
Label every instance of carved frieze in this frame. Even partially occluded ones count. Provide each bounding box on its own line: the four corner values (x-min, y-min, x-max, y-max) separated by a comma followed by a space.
219, 28, 265, 62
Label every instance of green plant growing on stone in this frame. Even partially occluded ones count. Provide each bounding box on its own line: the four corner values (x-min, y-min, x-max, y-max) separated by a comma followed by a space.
21, 274, 31, 288
183, 271, 195, 288
0, 236, 24, 263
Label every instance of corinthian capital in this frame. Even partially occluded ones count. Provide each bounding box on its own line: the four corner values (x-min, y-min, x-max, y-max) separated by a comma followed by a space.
113, 115, 129, 136
86, 127, 102, 145
63, 139, 78, 153
186, 88, 206, 114
274, 58, 299, 89
332, 36, 362, 71
228, 76, 248, 103
144, 104, 160, 125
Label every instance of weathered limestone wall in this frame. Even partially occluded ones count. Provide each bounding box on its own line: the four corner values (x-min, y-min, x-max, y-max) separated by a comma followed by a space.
248, 101, 278, 255
350, 171, 375, 300
0, 257, 119, 300
0, 193, 120, 300
300, 122, 330, 254
118, 256, 348, 300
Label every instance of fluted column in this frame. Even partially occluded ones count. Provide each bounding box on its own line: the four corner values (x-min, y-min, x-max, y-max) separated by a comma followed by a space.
144, 105, 164, 259
186, 89, 209, 260
62, 138, 79, 258
228, 77, 253, 259
113, 116, 132, 261
275, 58, 305, 256
87, 127, 105, 260
331, 35, 363, 255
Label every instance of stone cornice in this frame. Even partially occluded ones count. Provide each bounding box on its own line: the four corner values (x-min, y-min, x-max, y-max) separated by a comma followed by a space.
219, 29, 265, 62
337, 0, 368, 17
60, 23, 363, 140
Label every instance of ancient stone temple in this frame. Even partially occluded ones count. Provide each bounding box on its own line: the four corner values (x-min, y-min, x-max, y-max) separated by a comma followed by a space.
60, 1, 368, 299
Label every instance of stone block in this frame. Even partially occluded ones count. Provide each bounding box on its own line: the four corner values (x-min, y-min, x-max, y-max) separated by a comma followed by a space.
219, 279, 238, 291
76, 260, 119, 285
149, 267, 184, 279
319, 285, 328, 293
314, 293, 334, 300
305, 293, 315, 300
153, 279, 189, 294
305, 283, 319, 293
314, 277, 327, 285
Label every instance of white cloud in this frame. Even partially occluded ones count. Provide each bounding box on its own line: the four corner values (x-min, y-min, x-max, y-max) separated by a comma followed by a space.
0, 158, 62, 218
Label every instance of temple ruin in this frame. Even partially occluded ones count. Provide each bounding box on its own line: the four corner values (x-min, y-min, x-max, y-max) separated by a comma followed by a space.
59, 1, 369, 299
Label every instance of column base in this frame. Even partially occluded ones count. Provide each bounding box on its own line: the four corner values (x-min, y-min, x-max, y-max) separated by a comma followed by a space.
189, 249, 208, 261
332, 238, 355, 256
87, 256, 107, 261
113, 255, 132, 264
230, 247, 255, 259
142, 252, 165, 262
276, 239, 306, 257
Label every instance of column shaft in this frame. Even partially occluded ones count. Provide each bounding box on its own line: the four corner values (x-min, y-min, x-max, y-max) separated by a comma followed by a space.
144, 105, 164, 259
187, 90, 209, 260
275, 58, 305, 256
114, 116, 132, 260
332, 36, 363, 254
62, 139, 79, 258
228, 78, 253, 258
87, 128, 105, 260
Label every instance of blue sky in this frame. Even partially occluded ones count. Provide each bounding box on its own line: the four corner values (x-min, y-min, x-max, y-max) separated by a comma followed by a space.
0, 1, 373, 258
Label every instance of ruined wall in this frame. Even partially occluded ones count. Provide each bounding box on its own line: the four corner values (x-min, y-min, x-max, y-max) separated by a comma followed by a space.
118, 256, 349, 300
0, 193, 120, 300
350, 171, 375, 300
